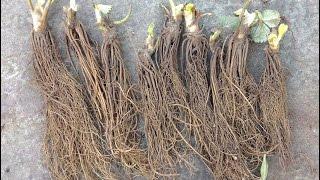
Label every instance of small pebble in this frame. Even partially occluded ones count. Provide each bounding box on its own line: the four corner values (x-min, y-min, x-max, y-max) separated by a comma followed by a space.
5, 167, 10, 173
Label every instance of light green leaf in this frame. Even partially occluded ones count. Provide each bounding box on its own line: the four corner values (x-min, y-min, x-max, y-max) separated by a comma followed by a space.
262, 9, 281, 28
94, 4, 112, 24
209, 30, 221, 45
169, 0, 175, 10
94, 7, 102, 24
218, 16, 240, 31
278, 23, 289, 39
113, 6, 132, 25
37, 0, 46, 6
96, 4, 112, 15
256, 10, 263, 20
260, 154, 268, 180
250, 22, 270, 43
234, 8, 247, 16
147, 23, 155, 37
174, 4, 184, 16
245, 11, 257, 27
70, 0, 78, 11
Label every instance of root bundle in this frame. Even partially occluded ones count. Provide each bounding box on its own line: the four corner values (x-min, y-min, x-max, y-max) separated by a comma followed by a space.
220, 32, 266, 170
182, 28, 214, 155
29, 1, 112, 179
64, 8, 118, 179
259, 37, 291, 168
26, 0, 292, 179
97, 13, 150, 177
138, 50, 180, 177
209, 33, 254, 180
137, 2, 192, 177
181, 4, 243, 179
32, 28, 90, 180
212, 24, 266, 180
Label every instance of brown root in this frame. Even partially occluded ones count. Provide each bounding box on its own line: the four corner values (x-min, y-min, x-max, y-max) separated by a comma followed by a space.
99, 20, 151, 178
182, 31, 241, 178
31, 28, 115, 179
215, 33, 268, 178
258, 47, 291, 168
137, 50, 181, 178
136, 3, 200, 177
182, 32, 213, 155
209, 40, 260, 180
156, 16, 199, 175
136, 6, 209, 176
64, 12, 120, 179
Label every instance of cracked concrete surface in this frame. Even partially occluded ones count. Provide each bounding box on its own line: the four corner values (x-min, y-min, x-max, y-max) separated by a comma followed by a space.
1, 0, 319, 179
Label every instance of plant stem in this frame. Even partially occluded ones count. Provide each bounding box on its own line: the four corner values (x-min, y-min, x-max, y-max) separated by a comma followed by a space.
237, 0, 252, 39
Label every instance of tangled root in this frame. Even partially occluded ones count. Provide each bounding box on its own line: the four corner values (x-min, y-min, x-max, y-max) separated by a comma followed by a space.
64, 14, 120, 179
137, 50, 182, 178
32, 29, 115, 179
181, 31, 231, 178
215, 33, 268, 178
209, 40, 260, 180
99, 19, 151, 178
259, 47, 291, 167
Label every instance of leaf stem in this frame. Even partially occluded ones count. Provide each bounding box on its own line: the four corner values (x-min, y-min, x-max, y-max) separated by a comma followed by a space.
27, 0, 34, 11
237, 0, 252, 39
28, 0, 53, 32
114, 5, 132, 25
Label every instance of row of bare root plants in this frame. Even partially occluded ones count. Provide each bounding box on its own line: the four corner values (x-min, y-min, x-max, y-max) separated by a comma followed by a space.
28, 0, 291, 179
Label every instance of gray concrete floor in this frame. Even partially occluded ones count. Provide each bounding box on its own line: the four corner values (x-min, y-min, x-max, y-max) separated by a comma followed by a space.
1, 0, 319, 179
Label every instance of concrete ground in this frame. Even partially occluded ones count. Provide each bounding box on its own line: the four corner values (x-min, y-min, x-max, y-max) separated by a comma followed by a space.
1, 0, 319, 179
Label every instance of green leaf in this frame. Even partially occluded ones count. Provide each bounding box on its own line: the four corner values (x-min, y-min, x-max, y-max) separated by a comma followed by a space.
250, 22, 270, 43
147, 23, 155, 37
262, 9, 281, 28
218, 16, 240, 31
260, 154, 268, 180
